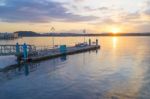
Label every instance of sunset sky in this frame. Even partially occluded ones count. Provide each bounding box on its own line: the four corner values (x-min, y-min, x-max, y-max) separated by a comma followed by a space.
0, 0, 150, 33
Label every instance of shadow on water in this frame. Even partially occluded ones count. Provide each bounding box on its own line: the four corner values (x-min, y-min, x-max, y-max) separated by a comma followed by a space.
0, 49, 99, 84
0, 55, 68, 83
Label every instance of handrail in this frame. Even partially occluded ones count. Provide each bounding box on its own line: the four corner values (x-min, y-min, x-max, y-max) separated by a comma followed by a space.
0, 44, 36, 56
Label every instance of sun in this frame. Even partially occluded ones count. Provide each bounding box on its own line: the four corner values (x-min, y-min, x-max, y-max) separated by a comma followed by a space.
111, 28, 120, 34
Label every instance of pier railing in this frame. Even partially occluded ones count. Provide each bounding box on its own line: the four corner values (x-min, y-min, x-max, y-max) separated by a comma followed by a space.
0, 39, 99, 57
0, 45, 36, 56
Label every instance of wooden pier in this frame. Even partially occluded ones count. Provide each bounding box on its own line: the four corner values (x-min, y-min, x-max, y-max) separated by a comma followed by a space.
30, 45, 100, 62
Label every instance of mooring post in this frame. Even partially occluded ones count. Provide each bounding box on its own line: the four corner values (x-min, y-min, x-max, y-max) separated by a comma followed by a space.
23, 43, 29, 76
96, 39, 98, 45
60, 45, 67, 54
89, 39, 91, 46
16, 43, 20, 54
16, 42, 20, 60
23, 43, 28, 61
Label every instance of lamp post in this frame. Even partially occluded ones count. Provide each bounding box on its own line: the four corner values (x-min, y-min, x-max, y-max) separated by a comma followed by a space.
51, 27, 55, 49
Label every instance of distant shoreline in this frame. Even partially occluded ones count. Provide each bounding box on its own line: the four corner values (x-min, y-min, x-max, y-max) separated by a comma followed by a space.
18, 34, 150, 37
13, 31, 150, 37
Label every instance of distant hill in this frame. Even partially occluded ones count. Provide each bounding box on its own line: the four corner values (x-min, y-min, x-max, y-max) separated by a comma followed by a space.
14, 31, 41, 37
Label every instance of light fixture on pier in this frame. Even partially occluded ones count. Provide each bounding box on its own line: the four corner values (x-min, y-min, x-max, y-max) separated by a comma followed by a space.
51, 27, 55, 48
83, 29, 86, 43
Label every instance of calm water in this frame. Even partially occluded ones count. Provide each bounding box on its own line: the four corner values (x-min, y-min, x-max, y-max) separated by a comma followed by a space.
0, 37, 150, 99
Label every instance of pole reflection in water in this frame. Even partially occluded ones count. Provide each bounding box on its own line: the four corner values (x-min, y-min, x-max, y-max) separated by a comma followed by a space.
24, 63, 29, 76
0, 63, 39, 83
60, 55, 67, 62
17, 60, 21, 72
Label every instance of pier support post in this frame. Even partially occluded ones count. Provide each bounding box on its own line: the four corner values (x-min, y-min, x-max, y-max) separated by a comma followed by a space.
23, 43, 28, 61
96, 39, 98, 45
22, 43, 29, 76
89, 39, 91, 46
16, 43, 20, 54
16, 42, 20, 60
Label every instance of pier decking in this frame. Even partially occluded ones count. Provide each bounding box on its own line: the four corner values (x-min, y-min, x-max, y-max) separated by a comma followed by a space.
30, 45, 100, 62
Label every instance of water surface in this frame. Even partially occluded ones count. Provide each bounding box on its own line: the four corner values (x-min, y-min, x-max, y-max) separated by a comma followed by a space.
0, 37, 150, 99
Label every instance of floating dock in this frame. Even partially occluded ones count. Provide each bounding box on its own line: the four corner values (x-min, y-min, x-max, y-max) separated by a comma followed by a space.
30, 45, 100, 62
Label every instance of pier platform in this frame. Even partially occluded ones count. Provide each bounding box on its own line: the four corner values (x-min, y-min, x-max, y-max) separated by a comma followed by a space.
30, 45, 100, 62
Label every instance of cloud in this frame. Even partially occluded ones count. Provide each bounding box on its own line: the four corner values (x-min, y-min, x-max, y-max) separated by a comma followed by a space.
144, 1, 150, 15
98, 7, 108, 11
74, 0, 85, 2
83, 6, 109, 12
122, 12, 141, 23
134, 23, 150, 32
0, 0, 97, 23
145, 9, 150, 15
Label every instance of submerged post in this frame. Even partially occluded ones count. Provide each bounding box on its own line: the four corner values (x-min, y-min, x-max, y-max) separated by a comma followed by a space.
89, 39, 91, 46
96, 39, 98, 45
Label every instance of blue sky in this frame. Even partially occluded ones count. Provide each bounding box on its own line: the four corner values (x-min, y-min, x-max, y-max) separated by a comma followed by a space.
0, 0, 150, 33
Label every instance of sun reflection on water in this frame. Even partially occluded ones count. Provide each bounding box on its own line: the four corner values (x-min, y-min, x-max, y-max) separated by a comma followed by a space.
112, 37, 118, 49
